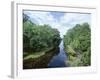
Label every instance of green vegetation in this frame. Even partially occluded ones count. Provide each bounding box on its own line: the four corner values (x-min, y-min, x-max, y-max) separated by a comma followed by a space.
64, 23, 91, 66
24, 52, 45, 60
23, 47, 54, 60
23, 13, 91, 67
23, 13, 61, 58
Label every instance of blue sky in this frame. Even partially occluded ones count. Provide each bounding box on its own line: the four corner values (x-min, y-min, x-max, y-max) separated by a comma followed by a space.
23, 11, 91, 38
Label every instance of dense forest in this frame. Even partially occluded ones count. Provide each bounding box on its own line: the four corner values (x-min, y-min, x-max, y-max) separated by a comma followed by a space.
23, 13, 61, 56
23, 13, 91, 68
63, 23, 91, 66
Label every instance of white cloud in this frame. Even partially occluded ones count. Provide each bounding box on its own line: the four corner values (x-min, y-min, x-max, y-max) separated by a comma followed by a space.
24, 11, 91, 38
24, 11, 56, 26
60, 13, 91, 27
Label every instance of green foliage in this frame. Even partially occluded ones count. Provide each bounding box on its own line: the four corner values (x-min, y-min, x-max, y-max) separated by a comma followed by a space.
66, 45, 76, 56
23, 13, 29, 23
23, 14, 61, 53
64, 23, 91, 66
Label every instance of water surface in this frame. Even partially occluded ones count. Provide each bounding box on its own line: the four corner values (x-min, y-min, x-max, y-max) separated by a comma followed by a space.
48, 41, 67, 68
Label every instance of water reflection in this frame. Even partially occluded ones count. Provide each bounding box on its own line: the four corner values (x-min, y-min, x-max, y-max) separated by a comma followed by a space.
23, 47, 60, 69
23, 41, 68, 69
48, 41, 67, 67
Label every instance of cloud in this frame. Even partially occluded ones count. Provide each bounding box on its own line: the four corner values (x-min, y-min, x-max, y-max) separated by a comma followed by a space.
60, 13, 91, 27
24, 11, 56, 26
23, 11, 91, 38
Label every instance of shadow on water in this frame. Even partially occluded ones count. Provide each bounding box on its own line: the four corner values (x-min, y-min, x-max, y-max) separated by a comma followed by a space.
23, 41, 68, 69
48, 41, 68, 68
23, 47, 60, 69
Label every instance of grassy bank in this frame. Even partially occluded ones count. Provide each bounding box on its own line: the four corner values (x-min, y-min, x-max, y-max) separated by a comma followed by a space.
23, 47, 59, 69
64, 45, 83, 67
23, 47, 54, 60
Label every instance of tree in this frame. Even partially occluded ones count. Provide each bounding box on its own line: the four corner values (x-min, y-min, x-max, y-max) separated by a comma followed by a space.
23, 13, 29, 23
64, 23, 91, 66
23, 14, 61, 52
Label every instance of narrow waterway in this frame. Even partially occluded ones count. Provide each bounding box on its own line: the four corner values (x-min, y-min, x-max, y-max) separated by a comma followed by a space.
48, 40, 68, 67
23, 40, 68, 69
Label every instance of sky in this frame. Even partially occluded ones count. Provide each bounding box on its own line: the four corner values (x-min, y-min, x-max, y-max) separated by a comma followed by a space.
23, 10, 91, 38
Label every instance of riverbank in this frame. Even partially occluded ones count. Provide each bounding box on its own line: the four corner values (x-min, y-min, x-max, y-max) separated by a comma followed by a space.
64, 45, 86, 67
23, 47, 59, 69
23, 47, 54, 60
